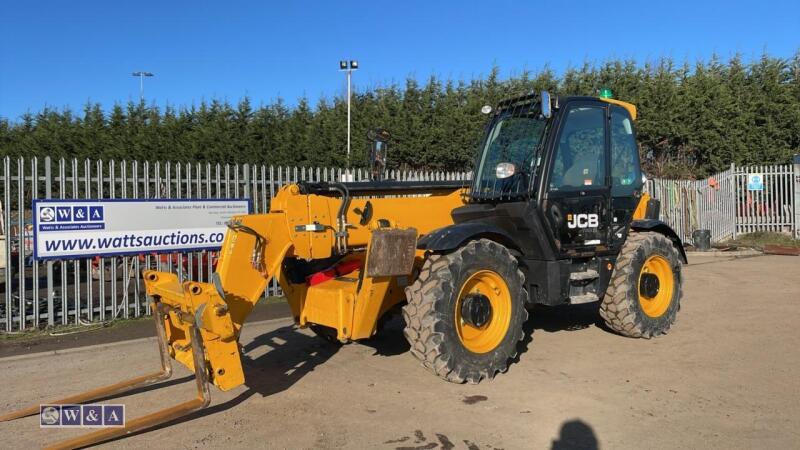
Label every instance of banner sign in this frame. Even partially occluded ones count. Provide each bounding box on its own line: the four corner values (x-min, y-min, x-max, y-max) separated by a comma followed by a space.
32, 199, 251, 260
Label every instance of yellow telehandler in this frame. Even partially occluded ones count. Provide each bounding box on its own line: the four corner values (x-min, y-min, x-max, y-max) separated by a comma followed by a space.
1, 91, 686, 448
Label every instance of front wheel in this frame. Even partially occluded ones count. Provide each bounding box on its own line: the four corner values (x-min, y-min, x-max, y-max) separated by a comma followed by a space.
402, 239, 528, 384
600, 232, 683, 338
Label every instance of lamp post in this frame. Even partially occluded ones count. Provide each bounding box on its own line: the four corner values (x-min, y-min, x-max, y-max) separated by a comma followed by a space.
132, 71, 154, 102
339, 60, 358, 167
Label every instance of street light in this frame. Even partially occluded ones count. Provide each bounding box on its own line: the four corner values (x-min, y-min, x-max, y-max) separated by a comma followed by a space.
132, 71, 154, 102
339, 60, 358, 167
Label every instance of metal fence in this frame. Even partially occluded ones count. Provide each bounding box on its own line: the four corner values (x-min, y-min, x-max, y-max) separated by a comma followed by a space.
0, 156, 470, 332
1, 155, 797, 332
646, 166, 738, 244
645, 161, 799, 244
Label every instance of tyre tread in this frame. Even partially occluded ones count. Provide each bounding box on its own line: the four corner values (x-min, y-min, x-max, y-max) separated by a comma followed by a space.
402, 239, 528, 384
600, 232, 682, 339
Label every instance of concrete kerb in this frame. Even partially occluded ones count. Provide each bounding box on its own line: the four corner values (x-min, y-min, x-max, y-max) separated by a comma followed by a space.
0, 316, 294, 363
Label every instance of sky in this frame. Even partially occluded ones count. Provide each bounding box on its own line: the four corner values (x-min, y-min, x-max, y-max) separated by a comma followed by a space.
1, 0, 798, 121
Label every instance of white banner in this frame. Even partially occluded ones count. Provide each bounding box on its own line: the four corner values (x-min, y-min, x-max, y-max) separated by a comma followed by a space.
33, 199, 251, 260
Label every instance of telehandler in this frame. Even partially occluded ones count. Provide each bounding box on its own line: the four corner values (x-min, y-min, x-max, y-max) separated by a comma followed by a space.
1, 91, 685, 448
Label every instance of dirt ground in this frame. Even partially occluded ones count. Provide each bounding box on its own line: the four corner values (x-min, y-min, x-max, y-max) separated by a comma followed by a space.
0, 254, 798, 449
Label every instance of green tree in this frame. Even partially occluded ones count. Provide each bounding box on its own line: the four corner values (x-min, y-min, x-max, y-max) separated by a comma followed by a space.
2, 52, 800, 177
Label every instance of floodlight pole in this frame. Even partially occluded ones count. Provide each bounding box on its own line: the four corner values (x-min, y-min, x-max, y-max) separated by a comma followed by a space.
339, 60, 357, 168
132, 71, 154, 103
347, 68, 351, 167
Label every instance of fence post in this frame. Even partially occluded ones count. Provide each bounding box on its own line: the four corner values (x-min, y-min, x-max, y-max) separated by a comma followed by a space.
793, 155, 800, 239
45, 157, 54, 326
730, 163, 737, 239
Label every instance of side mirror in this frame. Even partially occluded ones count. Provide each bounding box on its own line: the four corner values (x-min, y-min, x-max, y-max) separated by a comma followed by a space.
541, 91, 552, 119
368, 128, 391, 181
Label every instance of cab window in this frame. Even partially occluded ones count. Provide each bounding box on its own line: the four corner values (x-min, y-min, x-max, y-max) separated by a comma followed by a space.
610, 106, 642, 196
549, 106, 606, 191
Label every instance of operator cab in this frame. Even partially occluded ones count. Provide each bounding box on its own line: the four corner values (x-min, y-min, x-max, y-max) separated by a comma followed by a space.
468, 91, 644, 254
454, 90, 649, 305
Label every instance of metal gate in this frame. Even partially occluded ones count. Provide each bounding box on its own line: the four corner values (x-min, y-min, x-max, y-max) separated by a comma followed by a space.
733, 164, 797, 236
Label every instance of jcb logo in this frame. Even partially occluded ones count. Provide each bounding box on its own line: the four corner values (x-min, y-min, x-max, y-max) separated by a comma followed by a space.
567, 213, 599, 229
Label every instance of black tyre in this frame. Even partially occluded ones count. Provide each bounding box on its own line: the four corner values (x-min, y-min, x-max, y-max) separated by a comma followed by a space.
600, 232, 682, 338
402, 239, 528, 384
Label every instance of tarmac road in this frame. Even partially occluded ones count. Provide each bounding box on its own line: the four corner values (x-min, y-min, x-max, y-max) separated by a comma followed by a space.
0, 254, 798, 449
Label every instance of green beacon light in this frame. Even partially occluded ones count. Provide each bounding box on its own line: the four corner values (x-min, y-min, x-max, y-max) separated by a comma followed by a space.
599, 87, 613, 99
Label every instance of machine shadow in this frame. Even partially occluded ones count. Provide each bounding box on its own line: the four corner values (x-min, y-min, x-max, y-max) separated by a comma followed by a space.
107, 304, 609, 444
358, 314, 410, 357
92, 375, 196, 403
106, 324, 339, 443
529, 302, 605, 334
238, 324, 342, 396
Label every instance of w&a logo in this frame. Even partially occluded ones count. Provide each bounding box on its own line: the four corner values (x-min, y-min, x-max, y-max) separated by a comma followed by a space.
40, 404, 124, 428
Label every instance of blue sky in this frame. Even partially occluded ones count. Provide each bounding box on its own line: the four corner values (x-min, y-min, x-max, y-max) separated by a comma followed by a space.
1, 0, 798, 121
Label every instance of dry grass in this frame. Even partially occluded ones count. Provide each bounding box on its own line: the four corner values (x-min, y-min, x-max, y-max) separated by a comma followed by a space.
724, 231, 800, 249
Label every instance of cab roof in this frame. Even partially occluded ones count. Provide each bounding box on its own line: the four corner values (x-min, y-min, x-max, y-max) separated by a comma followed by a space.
558, 96, 638, 120
495, 93, 637, 121
598, 97, 637, 120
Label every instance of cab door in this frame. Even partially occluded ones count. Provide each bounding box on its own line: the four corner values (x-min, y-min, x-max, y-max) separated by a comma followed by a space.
541, 101, 611, 257
608, 104, 645, 252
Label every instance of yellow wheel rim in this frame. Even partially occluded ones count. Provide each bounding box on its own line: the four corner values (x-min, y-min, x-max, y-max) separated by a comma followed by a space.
455, 270, 512, 354
638, 255, 674, 318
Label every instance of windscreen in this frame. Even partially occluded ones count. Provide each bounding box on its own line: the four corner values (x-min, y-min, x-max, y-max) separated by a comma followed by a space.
471, 104, 547, 200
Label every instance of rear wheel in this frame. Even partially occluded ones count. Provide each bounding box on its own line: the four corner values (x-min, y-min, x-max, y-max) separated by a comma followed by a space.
600, 232, 682, 338
402, 239, 528, 383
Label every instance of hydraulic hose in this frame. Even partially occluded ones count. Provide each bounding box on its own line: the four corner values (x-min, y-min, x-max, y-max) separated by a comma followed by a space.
327, 182, 351, 254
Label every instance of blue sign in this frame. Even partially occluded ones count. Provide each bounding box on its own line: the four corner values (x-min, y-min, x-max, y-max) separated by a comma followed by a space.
747, 173, 764, 191
38, 205, 106, 232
